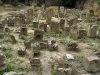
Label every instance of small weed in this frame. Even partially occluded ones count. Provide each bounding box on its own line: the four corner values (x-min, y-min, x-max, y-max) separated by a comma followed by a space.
16, 66, 30, 72
0, 15, 3, 18
6, 64, 15, 72
75, 55, 85, 68
51, 63, 55, 75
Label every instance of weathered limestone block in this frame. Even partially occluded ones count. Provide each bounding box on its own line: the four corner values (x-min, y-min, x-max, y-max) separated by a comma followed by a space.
93, 1, 99, 16
72, 18, 78, 25
59, 6, 65, 18
7, 16, 14, 26
84, 55, 100, 72
0, 51, 6, 71
27, 8, 34, 23
64, 54, 74, 66
33, 19, 39, 29
83, 74, 92, 75
33, 43, 40, 54
54, 6, 59, 17
55, 68, 72, 75
37, 10, 42, 20
67, 19, 73, 26
24, 40, 31, 49
60, 18, 65, 30
20, 27, 27, 36
17, 46, 26, 55
39, 22, 45, 30
78, 29, 87, 39
39, 42, 47, 49
70, 25, 78, 39
51, 20, 60, 34
88, 24, 98, 38
67, 41, 79, 51
30, 58, 41, 71
64, 26, 71, 36
39, 21, 47, 32
34, 29, 44, 41
10, 35, 17, 44
3, 72, 23, 75
14, 14, 23, 26
46, 7, 54, 24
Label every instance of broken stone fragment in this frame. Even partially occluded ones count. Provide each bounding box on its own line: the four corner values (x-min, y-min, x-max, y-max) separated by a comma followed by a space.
32, 42, 40, 54
70, 25, 78, 39
54, 58, 72, 75
24, 40, 31, 49
33, 19, 39, 29
3, 72, 23, 75
78, 29, 87, 39
82, 74, 92, 75
7, 15, 14, 26
17, 46, 26, 55
51, 19, 60, 34
34, 29, 44, 41
67, 41, 79, 51
0, 51, 6, 71
88, 24, 98, 38
20, 27, 27, 36
39, 42, 47, 49
64, 26, 71, 36
60, 18, 65, 30
10, 34, 17, 44
84, 55, 100, 72
30, 58, 41, 71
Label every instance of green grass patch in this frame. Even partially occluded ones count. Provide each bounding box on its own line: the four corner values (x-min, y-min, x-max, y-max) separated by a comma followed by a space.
2, 48, 13, 58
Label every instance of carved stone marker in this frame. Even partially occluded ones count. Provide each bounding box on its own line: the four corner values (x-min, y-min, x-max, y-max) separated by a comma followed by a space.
88, 24, 98, 38
34, 29, 44, 41
17, 46, 26, 55
30, 58, 41, 71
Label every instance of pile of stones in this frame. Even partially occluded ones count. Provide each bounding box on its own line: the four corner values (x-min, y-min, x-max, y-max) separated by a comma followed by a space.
67, 41, 79, 51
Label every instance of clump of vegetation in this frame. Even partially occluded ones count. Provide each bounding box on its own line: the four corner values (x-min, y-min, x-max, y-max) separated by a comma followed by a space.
46, 6, 54, 11
6, 63, 15, 72
29, 6, 34, 10
0, 15, 3, 18
51, 63, 55, 75
0, 0, 3, 5
97, 0, 100, 5
75, 55, 85, 68
2, 48, 13, 58
5, 58, 29, 73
